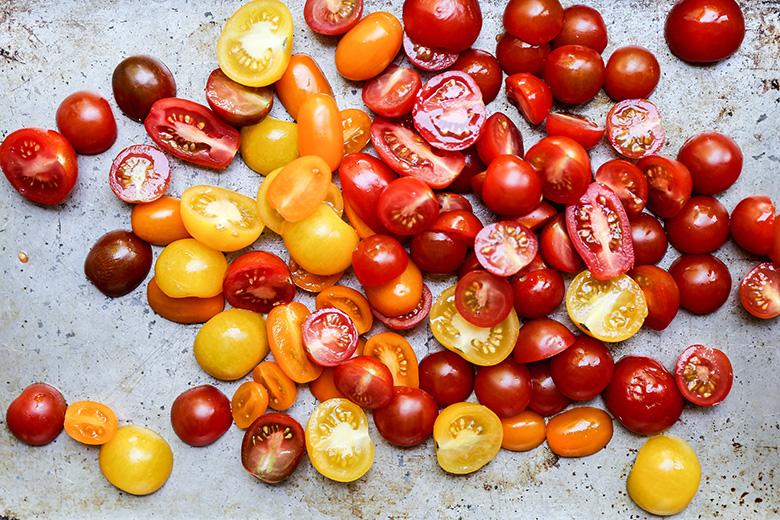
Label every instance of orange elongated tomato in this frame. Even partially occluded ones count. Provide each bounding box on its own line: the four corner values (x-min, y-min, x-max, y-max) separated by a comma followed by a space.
146, 278, 225, 324
266, 155, 332, 222
266, 302, 323, 384
335, 12, 403, 81
546, 406, 614, 457
298, 93, 343, 172
275, 54, 333, 120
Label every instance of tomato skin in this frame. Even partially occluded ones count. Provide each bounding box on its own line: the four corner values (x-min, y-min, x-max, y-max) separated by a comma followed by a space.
56, 91, 117, 154
63, 401, 118, 446
334, 356, 395, 409
364, 259, 423, 317
476, 113, 524, 166
373, 387, 438, 447
637, 155, 692, 219
84, 230, 153, 298
606, 99, 665, 160
310, 367, 346, 402
194, 309, 269, 381
542, 44, 605, 105
503, 0, 565, 45
481, 156, 543, 217
304, 0, 363, 36
316, 285, 373, 335
341, 108, 372, 155
241, 117, 299, 176
419, 350, 475, 408
550, 5, 608, 53
525, 136, 592, 205
594, 159, 648, 219
549, 335, 614, 401
545, 112, 605, 150
154, 238, 227, 299
377, 177, 439, 236
241, 413, 306, 483
539, 213, 585, 273
112, 55, 176, 122
677, 131, 742, 195
427, 209, 482, 244
267, 302, 323, 384
99, 425, 173, 496
109, 144, 170, 203
505, 73, 553, 126
495, 32, 551, 77
665, 0, 745, 63
298, 93, 343, 172
339, 153, 399, 237
546, 407, 613, 457
603, 46, 661, 101
403, 0, 482, 53
448, 49, 503, 105
6, 383, 67, 446
0, 127, 78, 205
266, 155, 332, 223
628, 265, 681, 331
630, 213, 668, 266
205, 68, 273, 127
510, 267, 565, 319
739, 262, 780, 319
170, 385, 232, 447
474, 357, 532, 418
146, 278, 224, 324
668, 253, 731, 315
352, 234, 409, 287
513, 317, 575, 364
335, 12, 403, 81
665, 195, 730, 254
527, 359, 570, 416
372, 283, 433, 330
362, 64, 421, 118
500, 409, 546, 451
602, 355, 684, 435
223, 251, 295, 314
730, 195, 774, 256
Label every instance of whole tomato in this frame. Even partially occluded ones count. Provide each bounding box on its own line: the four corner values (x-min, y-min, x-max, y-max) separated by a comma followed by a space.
6, 383, 67, 445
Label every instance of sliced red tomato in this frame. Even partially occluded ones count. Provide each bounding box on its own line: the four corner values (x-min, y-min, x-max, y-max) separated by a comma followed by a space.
302, 308, 359, 366
545, 113, 605, 150
205, 68, 273, 127
513, 318, 575, 364
109, 145, 170, 203
505, 73, 553, 126
427, 209, 483, 245
455, 270, 514, 327
145, 98, 240, 169
377, 176, 439, 235
507, 201, 558, 231
674, 345, 733, 406
606, 98, 665, 160
637, 155, 693, 219
371, 284, 432, 331
739, 262, 780, 319
362, 64, 421, 118
565, 182, 634, 280
412, 71, 487, 151
338, 152, 400, 238
594, 159, 648, 219
241, 413, 306, 483
539, 213, 585, 273
524, 136, 592, 205
370, 116, 465, 189
474, 221, 538, 277
304, 0, 363, 35
223, 251, 296, 313
475, 112, 524, 166
403, 32, 460, 71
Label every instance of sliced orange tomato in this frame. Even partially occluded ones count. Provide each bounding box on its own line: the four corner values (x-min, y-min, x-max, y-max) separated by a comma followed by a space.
131, 195, 191, 245
275, 53, 333, 120
315, 286, 373, 335
64, 401, 118, 445
297, 93, 343, 172
341, 108, 371, 154
266, 155, 332, 222
217, 0, 293, 87
231, 381, 269, 429
154, 238, 227, 298
256, 166, 286, 234
433, 402, 503, 475
343, 199, 378, 239
500, 409, 546, 452
324, 182, 344, 217
288, 258, 343, 293
180, 185, 263, 252
364, 259, 423, 317
266, 302, 323, 384
252, 360, 297, 410
309, 367, 346, 402
546, 406, 614, 457
363, 332, 419, 387
146, 278, 224, 324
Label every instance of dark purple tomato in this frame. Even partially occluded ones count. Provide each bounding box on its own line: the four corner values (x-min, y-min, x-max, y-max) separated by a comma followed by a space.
112, 55, 177, 122
84, 230, 153, 297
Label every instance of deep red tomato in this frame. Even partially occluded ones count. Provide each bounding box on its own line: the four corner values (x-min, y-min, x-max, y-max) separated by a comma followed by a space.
677, 131, 743, 195
339, 152, 400, 237
410, 230, 469, 275
527, 360, 570, 416
549, 335, 614, 401
730, 195, 774, 256
402, 32, 460, 72
455, 270, 514, 328
362, 64, 421, 118
675, 345, 733, 406
772, 217, 780, 265
427, 209, 482, 244
524, 136, 592, 205
628, 264, 681, 331
0, 127, 78, 205
474, 221, 537, 277
630, 213, 668, 266
550, 5, 608, 53
371, 283, 433, 330
604, 46, 660, 101
448, 49, 503, 104
503, 0, 565, 45
436, 192, 473, 213
539, 213, 585, 273
303, 308, 359, 366
84, 230, 153, 298
507, 201, 558, 231
495, 32, 551, 77
352, 234, 409, 287
241, 413, 306, 483
542, 44, 605, 105
740, 262, 780, 319
413, 71, 487, 151
665, 196, 730, 254
602, 355, 684, 435
637, 155, 693, 219
377, 176, 439, 235
334, 356, 395, 409
222, 251, 295, 314
447, 145, 485, 193
481, 155, 542, 216
505, 73, 553, 125
204, 68, 273, 127
170, 385, 232, 447
403, 0, 482, 53
474, 358, 532, 418
665, 0, 745, 63
373, 387, 439, 447
513, 317, 575, 364
476, 113, 524, 166
418, 351, 475, 408
109, 145, 170, 203
370, 117, 465, 189
545, 113, 605, 150
565, 182, 634, 280
6, 383, 67, 446
144, 98, 240, 169
304, 0, 363, 35
510, 267, 564, 319
112, 55, 176, 122
668, 253, 732, 315
606, 98, 665, 160
55, 91, 117, 155
594, 159, 648, 219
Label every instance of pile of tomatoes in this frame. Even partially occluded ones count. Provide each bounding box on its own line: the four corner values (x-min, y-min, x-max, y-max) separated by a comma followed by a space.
2, 0, 766, 516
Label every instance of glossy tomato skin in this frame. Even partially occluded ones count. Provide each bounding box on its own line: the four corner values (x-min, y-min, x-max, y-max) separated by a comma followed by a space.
418, 351, 475, 408
428, 208, 482, 244
525, 136, 592, 205
677, 131, 742, 195
594, 159, 648, 219
665, 0, 745, 63
481, 155, 542, 216
364, 259, 424, 317
631, 213, 668, 266
547, 406, 613, 457
542, 45, 605, 105
242, 413, 306, 483
476, 113, 524, 165
297, 93, 344, 172
371, 283, 433, 330
84, 230, 153, 297
539, 213, 586, 273
551, 5, 608, 53
455, 269, 514, 328
56, 91, 117, 154
664, 196, 730, 254
112, 55, 176, 122
334, 356, 395, 409
275, 54, 333, 121
606, 99, 665, 160
170, 385, 232, 447
377, 176, 438, 235
474, 357, 532, 418
204, 68, 273, 127
739, 262, 780, 319
304, 0, 363, 35
511, 267, 565, 319
373, 387, 439, 446
628, 264, 681, 331
505, 73, 553, 125
495, 32, 551, 77
339, 152, 399, 237
222, 251, 295, 314
110, 145, 170, 203
99, 425, 173, 496
637, 155, 693, 219
730, 195, 774, 256
403, 0, 482, 53
545, 113, 605, 150
352, 234, 409, 287
603, 46, 661, 101
549, 335, 614, 401
448, 49, 503, 104
6, 383, 67, 445
527, 360, 570, 416
503, 0, 565, 45
669, 253, 731, 315
675, 345, 733, 406
513, 317, 575, 364
603, 355, 684, 435
410, 230, 469, 275
336, 12, 403, 81
0, 127, 78, 205
402, 33, 460, 72
362, 64, 421, 118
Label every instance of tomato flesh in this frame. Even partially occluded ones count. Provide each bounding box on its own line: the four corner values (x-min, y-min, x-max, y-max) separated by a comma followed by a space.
242, 413, 306, 483
109, 145, 170, 203
674, 344, 733, 406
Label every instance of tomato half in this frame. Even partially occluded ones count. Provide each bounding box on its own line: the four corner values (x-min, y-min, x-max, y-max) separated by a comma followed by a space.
524, 136, 592, 205
242, 413, 306, 483
341, 108, 372, 154
363, 331, 419, 387
222, 251, 295, 314
545, 112, 605, 150
403, 32, 460, 71
637, 155, 693, 219
230, 381, 269, 429
64, 401, 118, 446
362, 64, 421, 118
740, 262, 780, 319
109, 145, 170, 203
433, 402, 502, 474
474, 221, 537, 277
377, 176, 439, 236
628, 264, 680, 331
266, 155, 332, 222
593, 159, 648, 219
370, 284, 433, 331
204, 68, 273, 127
180, 185, 263, 252
675, 344, 733, 407
252, 361, 297, 411
606, 98, 665, 160
316, 285, 373, 335
303, 308, 359, 366
304, 0, 363, 35
513, 317, 575, 364
146, 278, 224, 324
455, 269, 514, 328
476, 112, 524, 165
505, 72, 553, 126
266, 302, 323, 384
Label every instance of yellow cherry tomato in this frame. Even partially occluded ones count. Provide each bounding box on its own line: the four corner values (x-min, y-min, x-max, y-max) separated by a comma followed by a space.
240, 117, 299, 176
194, 308, 269, 380
335, 12, 403, 81
298, 93, 343, 172
154, 238, 227, 298
433, 402, 503, 475
180, 185, 263, 252
99, 425, 173, 496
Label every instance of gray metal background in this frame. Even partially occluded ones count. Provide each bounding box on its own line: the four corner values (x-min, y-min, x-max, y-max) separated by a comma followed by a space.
0, 1, 778, 518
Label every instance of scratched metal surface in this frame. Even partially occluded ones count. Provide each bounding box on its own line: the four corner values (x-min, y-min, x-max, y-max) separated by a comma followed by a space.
0, 0, 778, 518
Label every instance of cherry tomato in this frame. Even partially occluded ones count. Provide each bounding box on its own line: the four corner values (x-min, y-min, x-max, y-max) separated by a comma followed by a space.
665, 0, 745, 63
145, 98, 241, 169
427, 209, 483, 244
309, 367, 345, 402
549, 335, 614, 401
546, 407, 613, 457
677, 131, 743, 195
525, 136, 592, 205
403, 32, 460, 72
411, 231, 469, 275
374, 387, 438, 447
341, 108, 372, 155
266, 155, 332, 223
56, 90, 117, 154
539, 213, 585, 273
668, 253, 732, 315
665, 195, 730, 254
495, 32, 551, 77
455, 269, 514, 328
222, 251, 295, 314
63, 401, 118, 446
594, 159, 648, 219
474, 357, 532, 418
241, 118, 299, 176
84, 230, 152, 298
304, 0, 363, 35
298, 94, 343, 172
217, 0, 293, 87
675, 344, 733, 406
505, 73, 553, 125
99, 425, 173, 496
204, 68, 273, 127
338, 152, 399, 236
740, 262, 780, 319
230, 381, 269, 429
476, 113, 524, 166
170, 385, 232, 447
606, 98, 665, 160
500, 409, 546, 451
510, 267, 565, 319
545, 112, 605, 150
316, 285, 373, 335
109, 145, 170, 203
363, 332, 420, 388
418, 350, 475, 407
112, 55, 176, 122
146, 278, 224, 325
403, 0, 482, 53
334, 356, 394, 409
474, 221, 537, 277
603, 355, 684, 435
266, 302, 323, 384
194, 309, 269, 381
542, 44, 605, 105
180, 185, 263, 252
503, 0, 564, 45
377, 177, 439, 236
631, 213, 668, 266
513, 317, 575, 364
637, 155, 693, 219
252, 361, 298, 411
730, 194, 774, 255
433, 402, 502, 474
628, 264, 681, 331
364, 259, 423, 317
550, 5, 608, 53
0, 127, 78, 205
604, 46, 660, 101
527, 359, 570, 416
335, 12, 403, 81
282, 204, 359, 276
372, 282, 432, 332
154, 238, 227, 299
303, 308, 359, 367
352, 234, 409, 287
242, 413, 306, 483
6, 383, 67, 446
274, 54, 333, 120
362, 64, 421, 118
448, 49, 503, 104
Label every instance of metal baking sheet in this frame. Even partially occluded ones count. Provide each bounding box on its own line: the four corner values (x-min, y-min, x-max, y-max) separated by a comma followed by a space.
0, 0, 778, 518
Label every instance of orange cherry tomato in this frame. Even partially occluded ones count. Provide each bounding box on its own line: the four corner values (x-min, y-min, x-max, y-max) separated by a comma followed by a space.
288, 258, 344, 293
315, 286, 373, 335
335, 12, 403, 81
231, 381, 269, 429
500, 409, 546, 451
130, 195, 191, 245
344, 199, 378, 239
298, 93, 343, 172
309, 366, 346, 402
324, 182, 344, 217
341, 108, 371, 154
363, 332, 419, 388
266, 302, 324, 384
266, 155, 333, 222
364, 259, 423, 317
546, 406, 614, 457
146, 278, 225, 324
275, 54, 333, 121
64, 400, 118, 446
252, 361, 297, 411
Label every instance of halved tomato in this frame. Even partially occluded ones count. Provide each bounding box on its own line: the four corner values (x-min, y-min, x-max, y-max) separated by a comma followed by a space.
109, 145, 170, 203
205, 68, 273, 127
180, 185, 263, 251
363, 331, 419, 387
371, 284, 432, 331
545, 112, 605, 150
739, 262, 780, 319
594, 159, 648, 219
403, 32, 459, 71
362, 64, 421, 118
223, 251, 296, 314
252, 361, 297, 411
606, 98, 665, 160
288, 258, 343, 293
505, 73, 553, 126
304, 0, 363, 35
266, 302, 323, 383
316, 285, 373, 335
455, 270, 514, 328
433, 402, 503, 475
474, 221, 537, 277
341, 108, 372, 154
637, 155, 693, 219
266, 155, 332, 222
303, 308, 360, 366
674, 345, 733, 406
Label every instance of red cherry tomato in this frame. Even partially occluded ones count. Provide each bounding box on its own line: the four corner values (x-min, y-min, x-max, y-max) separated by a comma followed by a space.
455, 270, 514, 328
549, 336, 614, 401
304, 0, 363, 35
503, 0, 565, 45
677, 131, 743, 196
362, 64, 421, 118
481, 155, 542, 216
508, 201, 558, 231
402, 32, 460, 72
204, 68, 273, 127
411, 230, 469, 275
112, 55, 176, 122
109, 145, 170, 203
664, 195, 730, 254
545, 113, 605, 150
418, 351, 475, 408
740, 262, 780, 319
427, 209, 483, 245
474, 358, 532, 418
403, 0, 482, 53
628, 264, 681, 331
637, 155, 693, 219
6, 383, 67, 446
542, 44, 605, 105
606, 98, 665, 160
352, 234, 409, 287
675, 345, 733, 407
668, 253, 732, 315
513, 317, 575, 364
527, 359, 570, 416
730, 195, 775, 256
474, 221, 538, 277
665, 0, 745, 63
510, 267, 565, 319
436, 192, 473, 213
539, 213, 585, 273
373, 387, 439, 447
524, 136, 592, 205
505, 73, 553, 125
475, 113, 524, 166
339, 152, 400, 237
55, 90, 117, 155
448, 49, 503, 105
495, 32, 551, 77
170, 385, 232, 447
594, 159, 648, 219
550, 5, 608, 53
630, 213, 668, 266
604, 46, 661, 101
223, 251, 295, 314
303, 308, 359, 367
377, 177, 439, 236
241, 413, 306, 483
334, 356, 395, 409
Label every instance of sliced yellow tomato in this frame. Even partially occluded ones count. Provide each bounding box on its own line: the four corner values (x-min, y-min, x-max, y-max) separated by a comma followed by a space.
256, 166, 286, 234
180, 185, 263, 252
154, 238, 227, 298
433, 402, 503, 475
217, 0, 293, 87
305, 398, 374, 482
566, 269, 648, 342
430, 285, 519, 366
266, 155, 332, 222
